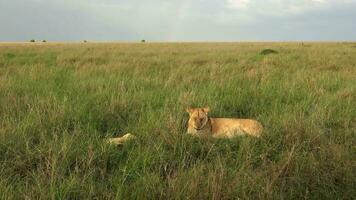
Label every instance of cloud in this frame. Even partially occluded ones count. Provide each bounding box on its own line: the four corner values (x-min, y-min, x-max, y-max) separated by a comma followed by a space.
225, 0, 356, 15
0, 0, 355, 41
226, 0, 250, 9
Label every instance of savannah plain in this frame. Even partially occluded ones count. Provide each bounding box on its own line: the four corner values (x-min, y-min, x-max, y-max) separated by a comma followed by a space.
0, 42, 355, 199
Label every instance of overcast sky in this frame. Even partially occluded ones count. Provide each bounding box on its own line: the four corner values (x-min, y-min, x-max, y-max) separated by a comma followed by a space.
0, 0, 355, 41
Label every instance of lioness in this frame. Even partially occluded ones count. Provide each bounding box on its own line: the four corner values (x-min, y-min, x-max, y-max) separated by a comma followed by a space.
186, 107, 263, 138
108, 108, 262, 145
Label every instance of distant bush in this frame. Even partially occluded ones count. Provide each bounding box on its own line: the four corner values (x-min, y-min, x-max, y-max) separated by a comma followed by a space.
30, 39, 35, 42
42, 40, 47, 43
83, 40, 88, 43
141, 40, 146, 43
260, 49, 278, 55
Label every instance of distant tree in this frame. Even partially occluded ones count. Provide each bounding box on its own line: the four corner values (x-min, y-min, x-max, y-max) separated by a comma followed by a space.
42, 40, 47, 43
141, 39, 146, 43
83, 40, 88, 43
30, 39, 35, 42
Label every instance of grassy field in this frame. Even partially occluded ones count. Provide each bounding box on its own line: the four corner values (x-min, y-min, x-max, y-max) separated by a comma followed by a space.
0, 42, 355, 199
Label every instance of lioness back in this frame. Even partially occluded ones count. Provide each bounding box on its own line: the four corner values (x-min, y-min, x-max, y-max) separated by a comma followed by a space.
210, 118, 263, 138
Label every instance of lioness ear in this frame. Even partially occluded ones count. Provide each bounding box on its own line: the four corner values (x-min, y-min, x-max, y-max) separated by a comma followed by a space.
186, 108, 193, 114
202, 107, 210, 113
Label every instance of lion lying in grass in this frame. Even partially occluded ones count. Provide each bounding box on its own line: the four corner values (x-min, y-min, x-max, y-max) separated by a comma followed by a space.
186, 107, 263, 138
108, 107, 262, 145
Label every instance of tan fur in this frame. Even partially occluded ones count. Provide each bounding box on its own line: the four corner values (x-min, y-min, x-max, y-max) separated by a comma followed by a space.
108, 133, 136, 145
186, 107, 263, 138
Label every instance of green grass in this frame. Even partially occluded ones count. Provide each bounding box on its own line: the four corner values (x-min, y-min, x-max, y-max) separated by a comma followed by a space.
0, 42, 355, 199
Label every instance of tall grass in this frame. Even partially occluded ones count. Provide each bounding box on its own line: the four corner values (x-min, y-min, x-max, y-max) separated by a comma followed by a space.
0, 42, 355, 199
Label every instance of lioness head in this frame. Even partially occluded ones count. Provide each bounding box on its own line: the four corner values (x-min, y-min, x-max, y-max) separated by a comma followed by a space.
186, 107, 210, 130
